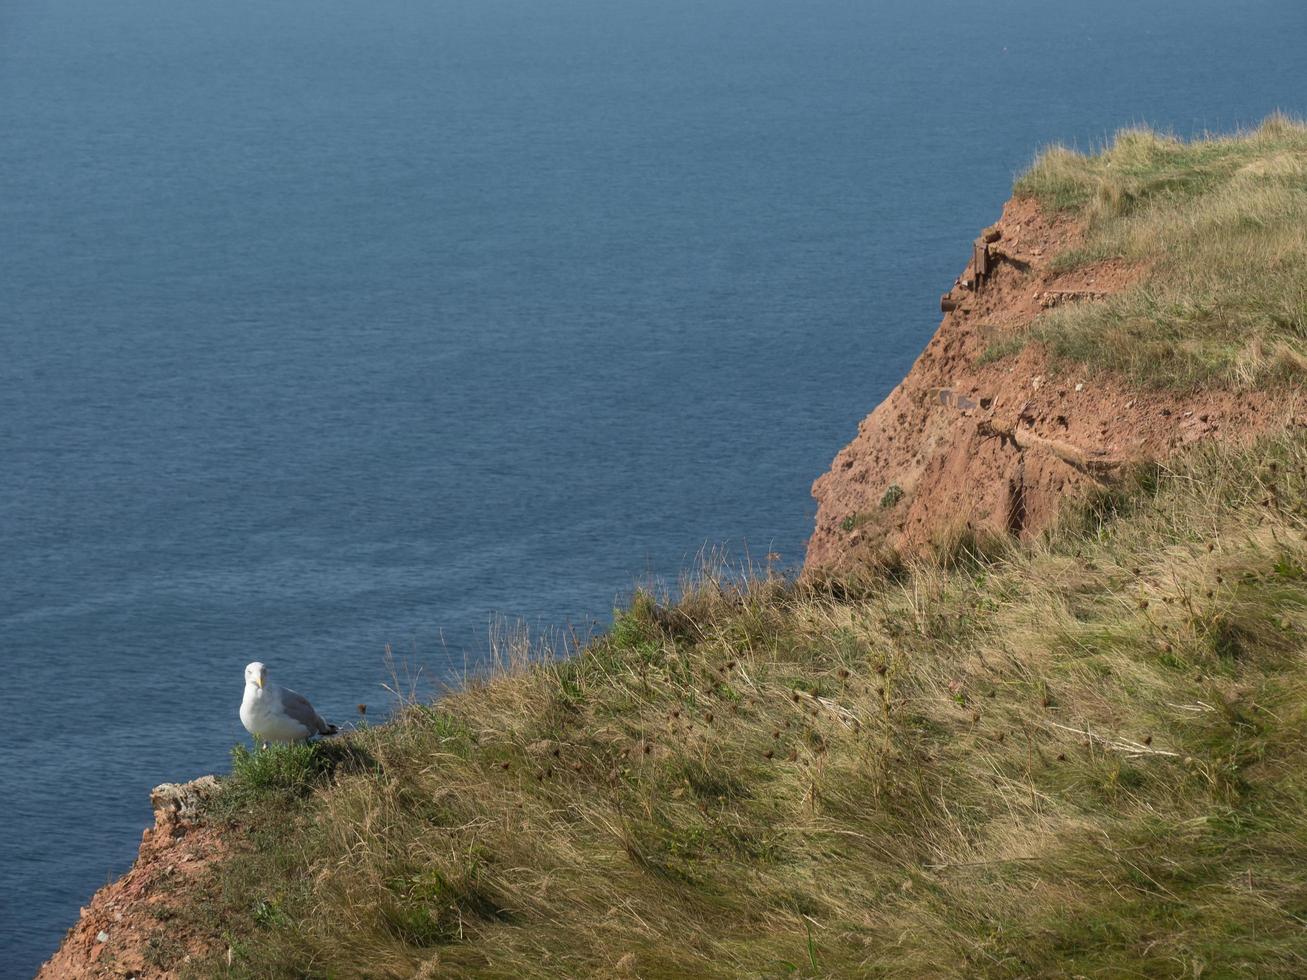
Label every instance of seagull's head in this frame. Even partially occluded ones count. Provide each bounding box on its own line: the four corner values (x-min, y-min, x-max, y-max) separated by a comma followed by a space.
245, 662, 267, 689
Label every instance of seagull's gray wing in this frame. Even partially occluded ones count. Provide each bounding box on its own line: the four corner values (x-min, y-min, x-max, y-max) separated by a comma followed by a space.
279, 686, 336, 735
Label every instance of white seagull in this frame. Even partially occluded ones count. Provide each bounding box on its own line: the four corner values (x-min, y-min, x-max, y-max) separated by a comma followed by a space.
240, 661, 337, 748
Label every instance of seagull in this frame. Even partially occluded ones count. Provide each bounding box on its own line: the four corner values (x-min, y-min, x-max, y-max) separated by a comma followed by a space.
240, 661, 337, 748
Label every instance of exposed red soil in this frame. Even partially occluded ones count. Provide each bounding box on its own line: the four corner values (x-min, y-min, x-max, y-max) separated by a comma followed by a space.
37, 780, 225, 980
806, 197, 1293, 572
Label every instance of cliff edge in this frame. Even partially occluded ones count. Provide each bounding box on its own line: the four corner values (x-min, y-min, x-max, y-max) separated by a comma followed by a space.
37, 779, 224, 979
806, 195, 1285, 571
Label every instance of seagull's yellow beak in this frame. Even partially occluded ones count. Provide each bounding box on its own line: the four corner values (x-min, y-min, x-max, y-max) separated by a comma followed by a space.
256, 677, 264, 689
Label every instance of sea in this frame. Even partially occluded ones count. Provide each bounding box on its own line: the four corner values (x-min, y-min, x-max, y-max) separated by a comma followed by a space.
3, 0, 1305, 972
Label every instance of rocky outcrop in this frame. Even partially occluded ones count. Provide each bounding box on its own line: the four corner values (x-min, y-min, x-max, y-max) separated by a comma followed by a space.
806, 197, 1285, 571
37, 777, 224, 980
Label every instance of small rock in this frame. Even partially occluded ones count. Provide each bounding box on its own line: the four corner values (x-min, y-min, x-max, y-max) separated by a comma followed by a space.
1075, 382, 1085, 392
151, 775, 220, 829
96, 930, 109, 943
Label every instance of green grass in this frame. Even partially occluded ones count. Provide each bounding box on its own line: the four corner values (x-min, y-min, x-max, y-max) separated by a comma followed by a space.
178, 429, 1307, 978
211, 740, 375, 818
1008, 114, 1307, 388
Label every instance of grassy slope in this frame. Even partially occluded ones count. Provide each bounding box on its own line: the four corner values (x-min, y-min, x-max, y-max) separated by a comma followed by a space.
1011, 115, 1307, 389
160, 125, 1307, 978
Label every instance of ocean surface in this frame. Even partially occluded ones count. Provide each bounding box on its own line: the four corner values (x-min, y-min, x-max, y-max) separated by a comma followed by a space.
3, 0, 1306, 972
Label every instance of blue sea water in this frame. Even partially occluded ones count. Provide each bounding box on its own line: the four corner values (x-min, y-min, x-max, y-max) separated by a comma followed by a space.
3, 0, 1306, 972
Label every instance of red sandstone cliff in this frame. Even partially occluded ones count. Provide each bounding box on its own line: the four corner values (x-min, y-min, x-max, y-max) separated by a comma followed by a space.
805, 197, 1283, 571
37, 779, 225, 979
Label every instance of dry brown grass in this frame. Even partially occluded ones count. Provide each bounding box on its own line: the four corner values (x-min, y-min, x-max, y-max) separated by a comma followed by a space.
1011, 115, 1307, 389
175, 429, 1307, 978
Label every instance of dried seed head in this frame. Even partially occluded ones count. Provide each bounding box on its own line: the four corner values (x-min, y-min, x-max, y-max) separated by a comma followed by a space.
838, 668, 850, 679
996, 731, 1006, 743
726, 660, 737, 670
705, 712, 714, 723
764, 749, 774, 760
787, 749, 798, 762
1056, 753, 1066, 762
500, 761, 510, 770
1143, 735, 1153, 746
572, 761, 583, 771
643, 744, 652, 755
357, 704, 367, 716
1208, 543, 1215, 552
792, 693, 801, 703
671, 709, 680, 718
552, 747, 561, 757
875, 663, 888, 676
772, 730, 781, 739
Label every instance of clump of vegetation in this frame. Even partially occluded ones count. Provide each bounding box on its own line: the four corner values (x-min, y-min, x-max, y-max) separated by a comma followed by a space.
181, 429, 1307, 978
1012, 114, 1307, 388
211, 740, 373, 817
879, 483, 904, 509
143, 932, 187, 970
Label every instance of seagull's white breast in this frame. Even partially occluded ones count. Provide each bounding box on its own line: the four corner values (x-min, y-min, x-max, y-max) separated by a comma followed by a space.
240, 683, 313, 743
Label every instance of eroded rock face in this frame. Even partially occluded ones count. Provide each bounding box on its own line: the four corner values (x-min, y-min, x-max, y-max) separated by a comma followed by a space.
805, 197, 1284, 572
36, 776, 224, 979
149, 775, 220, 832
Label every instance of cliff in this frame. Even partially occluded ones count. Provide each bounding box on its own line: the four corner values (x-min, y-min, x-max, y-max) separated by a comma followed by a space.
806, 195, 1286, 571
36, 780, 225, 979
38, 120, 1307, 978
